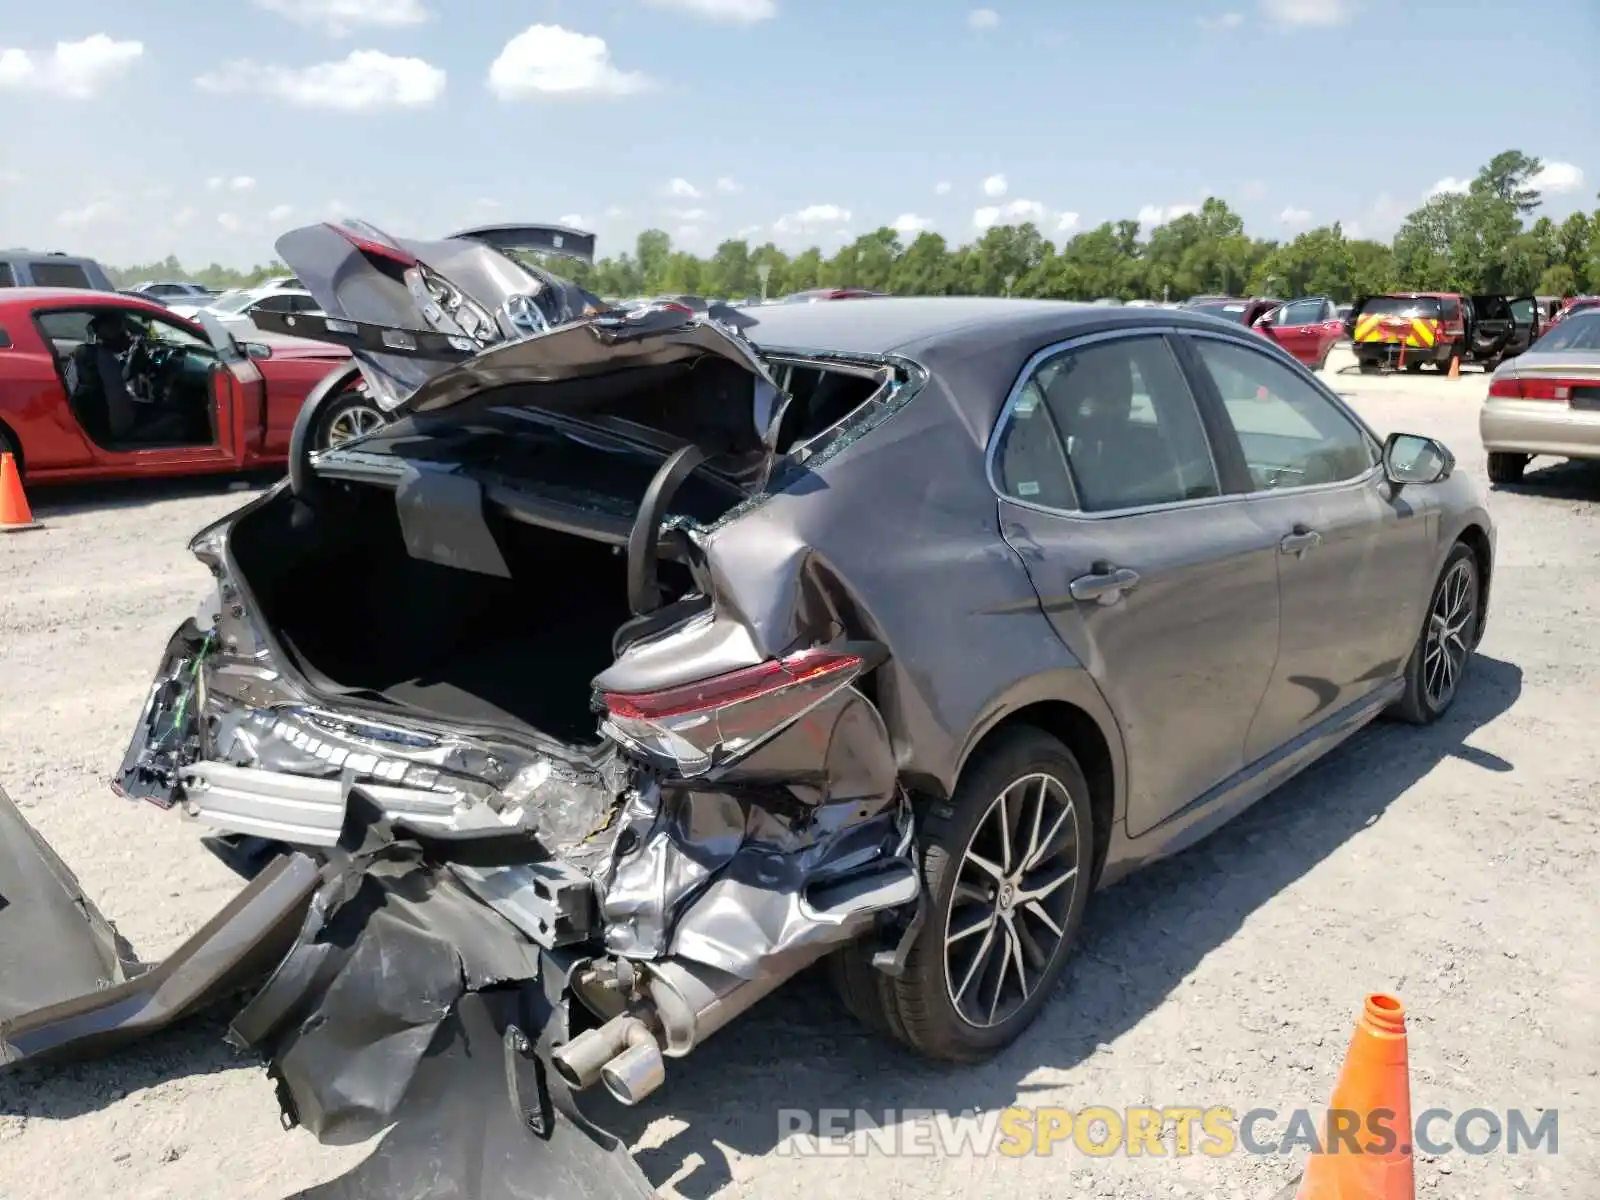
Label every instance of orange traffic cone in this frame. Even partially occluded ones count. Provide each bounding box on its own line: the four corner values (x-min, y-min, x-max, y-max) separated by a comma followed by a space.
0, 452, 40, 532
1447, 356, 1461, 379
1295, 993, 1414, 1199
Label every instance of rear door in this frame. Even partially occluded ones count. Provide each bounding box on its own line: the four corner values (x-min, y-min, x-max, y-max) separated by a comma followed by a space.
1470, 295, 1516, 359
992, 328, 1283, 837
1179, 332, 1434, 758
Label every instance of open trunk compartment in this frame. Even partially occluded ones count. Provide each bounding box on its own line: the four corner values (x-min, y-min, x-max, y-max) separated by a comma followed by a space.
229, 413, 745, 744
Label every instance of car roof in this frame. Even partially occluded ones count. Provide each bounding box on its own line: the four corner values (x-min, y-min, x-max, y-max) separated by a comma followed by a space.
732, 296, 1269, 435
0, 287, 157, 308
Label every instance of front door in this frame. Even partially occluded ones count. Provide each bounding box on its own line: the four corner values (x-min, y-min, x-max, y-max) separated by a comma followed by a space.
1260, 297, 1329, 365
992, 330, 1283, 837
1179, 332, 1435, 760
37, 306, 237, 473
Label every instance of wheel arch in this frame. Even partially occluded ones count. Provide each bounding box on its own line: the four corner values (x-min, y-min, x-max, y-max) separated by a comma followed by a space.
949, 686, 1123, 889
1455, 521, 1494, 644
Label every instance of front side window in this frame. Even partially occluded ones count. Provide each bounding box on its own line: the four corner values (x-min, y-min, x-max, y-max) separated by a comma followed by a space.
1190, 337, 1376, 491
997, 335, 1220, 514
1276, 299, 1327, 326
251, 293, 300, 314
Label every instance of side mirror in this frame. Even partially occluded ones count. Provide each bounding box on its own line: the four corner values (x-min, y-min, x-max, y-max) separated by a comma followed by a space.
243, 342, 273, 360
1383, 432, 1454, 485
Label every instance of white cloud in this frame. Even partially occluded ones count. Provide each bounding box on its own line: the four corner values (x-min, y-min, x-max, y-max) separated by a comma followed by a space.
0, 170, 24, 186
0, 34, 143, 99
557, 212, 589, 227
1239, 179, 1267, 201
968, 8, 1000, 29
206, 176, 225, 191
1279, 205, 1312, 225
892, 213, 933, 237
253, 0, 430, 36
1532, 161, 1584, 194
934, 180, 952, 195
645, 0, 777, 22
1428, 176, 1470, 198
982, 173, 1009, 198
267, 203, 294, 221
1199, 10, 1244, 28
1056, 211, 1080, 233
171, 206, 197, 228
676, 224, 702, 241
973, 199, 1045, 229
714, 176, 742, 194
1138, 203, 1200, 227
217, 213, 244, 233
604, 204, 628, 218
773, 203, 852, 234
1261, 0, 1353, 26
672, 207, 710, 221
197, 50, 446, 110
488, 25, 650, 99
230, 175, 256, 191
55, 200, 119, 228
666, 177, 702, 199
476, 198, 501, 210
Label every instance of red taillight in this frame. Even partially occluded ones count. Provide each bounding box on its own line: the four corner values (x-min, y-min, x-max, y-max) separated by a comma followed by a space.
1488, 376, 1574, 402
326, 221, 418, 267
600, 648, 866, 776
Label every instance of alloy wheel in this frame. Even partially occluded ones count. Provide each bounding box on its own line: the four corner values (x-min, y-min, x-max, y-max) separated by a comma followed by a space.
1423, 558, 1476, 710
943, 771, 1082, 1029
324, 403, 385, 448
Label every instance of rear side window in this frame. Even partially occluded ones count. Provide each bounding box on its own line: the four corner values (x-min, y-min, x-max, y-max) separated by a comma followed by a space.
0, 325, 10, 348
996, 335, 1220, 514
0, 263, 14, 287
1363, 297, 1441, 319
29, 260, 92, 288
1439, 298, 1460, 321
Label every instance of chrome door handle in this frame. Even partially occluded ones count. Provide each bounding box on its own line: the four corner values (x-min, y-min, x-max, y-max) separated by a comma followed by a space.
1280, 526, 1322, 556
1069, 565, 1141, 604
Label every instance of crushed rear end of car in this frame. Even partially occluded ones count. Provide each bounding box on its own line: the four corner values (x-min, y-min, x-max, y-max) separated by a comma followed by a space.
1, 221, 930, 1197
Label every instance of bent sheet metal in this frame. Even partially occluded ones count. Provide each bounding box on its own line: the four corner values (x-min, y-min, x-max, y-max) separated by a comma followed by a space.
0, 786, 654, 1199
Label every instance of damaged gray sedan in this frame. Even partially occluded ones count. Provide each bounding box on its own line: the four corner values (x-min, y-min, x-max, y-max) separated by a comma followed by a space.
2, 219, 1495, 1197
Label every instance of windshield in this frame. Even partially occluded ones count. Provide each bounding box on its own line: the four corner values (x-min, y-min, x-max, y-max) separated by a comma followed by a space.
1362, 297, 1441, 319
210, 291, 256, 314
1533, 310, 1600, 353
1189, 300, 1250, 323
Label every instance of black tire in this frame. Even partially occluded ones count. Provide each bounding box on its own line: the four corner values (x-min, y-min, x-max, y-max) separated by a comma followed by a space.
311, 387, 387, 451
1390, 542, 1481, 726
0, 426, 17, 467
1358, 358, 1379, 375
847, 727, 1095, 1063
1487, 452, 1528, 485
1405, 360, 1424, 372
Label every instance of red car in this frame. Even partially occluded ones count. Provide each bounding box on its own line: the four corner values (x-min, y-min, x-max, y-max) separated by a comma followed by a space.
1250, 295, 1347, 370
0, 288, 376, 484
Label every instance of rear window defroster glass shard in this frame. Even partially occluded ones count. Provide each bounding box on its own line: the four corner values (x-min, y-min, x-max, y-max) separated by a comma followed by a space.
394, 465, 512, 578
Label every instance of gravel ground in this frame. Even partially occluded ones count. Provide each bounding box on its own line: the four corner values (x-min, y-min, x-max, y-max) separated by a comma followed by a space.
1, 348, 1596, 1199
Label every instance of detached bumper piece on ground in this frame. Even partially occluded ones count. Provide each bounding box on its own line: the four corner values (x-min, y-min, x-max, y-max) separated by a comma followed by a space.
0, 784, 655, 1199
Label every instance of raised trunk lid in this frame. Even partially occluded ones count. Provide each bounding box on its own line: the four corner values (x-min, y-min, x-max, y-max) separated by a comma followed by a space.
258, 219, 787, 471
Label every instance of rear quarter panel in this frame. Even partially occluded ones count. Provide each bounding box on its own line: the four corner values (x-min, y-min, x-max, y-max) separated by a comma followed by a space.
697, 366, 1127, 812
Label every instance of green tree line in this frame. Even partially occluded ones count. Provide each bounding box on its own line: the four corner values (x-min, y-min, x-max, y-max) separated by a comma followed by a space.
110, 151, 1597, 304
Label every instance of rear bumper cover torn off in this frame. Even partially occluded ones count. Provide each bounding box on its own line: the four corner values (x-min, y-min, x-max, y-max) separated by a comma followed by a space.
0, 784, 655, 1199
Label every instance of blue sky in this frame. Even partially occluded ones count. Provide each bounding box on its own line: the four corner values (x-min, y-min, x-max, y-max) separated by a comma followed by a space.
1, 0, 1595, 269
